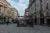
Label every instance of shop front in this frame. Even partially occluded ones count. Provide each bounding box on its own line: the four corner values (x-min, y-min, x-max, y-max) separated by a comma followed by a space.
0, 17, 5, 24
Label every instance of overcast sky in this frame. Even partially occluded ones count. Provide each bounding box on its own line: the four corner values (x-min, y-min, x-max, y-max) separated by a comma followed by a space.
6, 0, 29, 16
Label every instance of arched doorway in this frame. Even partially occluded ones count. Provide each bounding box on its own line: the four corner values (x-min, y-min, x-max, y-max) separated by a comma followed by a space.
35, 18, 37, 25
47, 18, 50, 26
40, 14, 44, 25
40, 17, 44, 25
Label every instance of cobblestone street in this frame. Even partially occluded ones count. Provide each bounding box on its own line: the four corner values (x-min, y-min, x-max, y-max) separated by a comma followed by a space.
0, 24, 50, 33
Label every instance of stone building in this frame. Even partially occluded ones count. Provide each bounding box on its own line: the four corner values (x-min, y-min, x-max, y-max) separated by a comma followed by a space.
0, 0, 19, 23
10, 8, 19, 21
24, 9, 29, 21
25, 0, 50, 25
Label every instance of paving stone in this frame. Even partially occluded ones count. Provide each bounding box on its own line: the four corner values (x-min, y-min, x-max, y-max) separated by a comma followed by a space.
0, 24, 50, 33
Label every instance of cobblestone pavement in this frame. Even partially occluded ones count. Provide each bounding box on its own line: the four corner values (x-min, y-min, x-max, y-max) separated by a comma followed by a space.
0, 24, 50, 33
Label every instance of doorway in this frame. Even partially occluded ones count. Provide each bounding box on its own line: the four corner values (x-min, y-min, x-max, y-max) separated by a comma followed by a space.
40, 18, 44, 25
47, 19, 50, 26
35, 18, 37, 25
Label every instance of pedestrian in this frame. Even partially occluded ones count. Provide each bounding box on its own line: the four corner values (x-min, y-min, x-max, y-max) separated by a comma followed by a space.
29, 15, 33, 28
5, 17, 9, 25
6, 20, 9, 25
6, 19, 9, 25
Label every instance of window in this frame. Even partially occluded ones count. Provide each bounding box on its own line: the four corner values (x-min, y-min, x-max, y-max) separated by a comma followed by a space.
0, 5, 2, 13
0, 7, 1, 13
40, 0, 42, 2
46, 3, 48, 9
33, 0, 36, 2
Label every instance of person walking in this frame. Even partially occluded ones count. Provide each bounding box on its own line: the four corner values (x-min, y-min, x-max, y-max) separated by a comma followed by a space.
5, 17, 9, 25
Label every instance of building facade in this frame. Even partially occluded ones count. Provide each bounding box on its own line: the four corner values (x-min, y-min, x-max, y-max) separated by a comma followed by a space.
25, 0, 50, 25
0, 0, 19, 23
